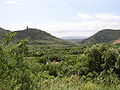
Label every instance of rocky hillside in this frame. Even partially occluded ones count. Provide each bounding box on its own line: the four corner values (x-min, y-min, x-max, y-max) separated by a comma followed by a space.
113, 38, 120, 44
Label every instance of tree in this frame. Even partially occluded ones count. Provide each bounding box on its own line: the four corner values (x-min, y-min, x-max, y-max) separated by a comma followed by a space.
86, 44, 107, 73
0, 33, 33, 89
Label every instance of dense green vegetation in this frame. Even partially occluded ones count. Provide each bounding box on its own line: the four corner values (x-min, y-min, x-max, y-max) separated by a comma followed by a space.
80, 29, 120, 44
0, 32, 120, 90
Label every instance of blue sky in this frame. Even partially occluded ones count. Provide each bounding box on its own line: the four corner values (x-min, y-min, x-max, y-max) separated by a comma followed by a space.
0, 0, 120, 37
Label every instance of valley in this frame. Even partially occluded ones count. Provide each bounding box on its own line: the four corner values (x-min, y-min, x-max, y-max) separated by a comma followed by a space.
0, 28, 120, 89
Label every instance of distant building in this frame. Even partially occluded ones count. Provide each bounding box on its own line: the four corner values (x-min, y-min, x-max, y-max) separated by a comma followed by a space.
27, 26, 28, 29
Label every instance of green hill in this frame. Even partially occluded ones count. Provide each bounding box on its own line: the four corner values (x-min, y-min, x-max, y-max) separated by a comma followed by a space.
15, 28, 56, 40
0, 27, 11, 34
80, 29, 120, 44
0, 27, 11, 40
0, 27, 72, 45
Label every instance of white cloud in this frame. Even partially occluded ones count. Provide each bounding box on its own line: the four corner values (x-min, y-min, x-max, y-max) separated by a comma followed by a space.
1, 13, 120, 37
63, 3, 69, 7
5, 0, 19, 5
77, 13, 93, 20
76, 13, 120, 21
87, 1, 92, 5
2, 20, 120, 37
48, 21, 120, 37
95, 13, 120, 20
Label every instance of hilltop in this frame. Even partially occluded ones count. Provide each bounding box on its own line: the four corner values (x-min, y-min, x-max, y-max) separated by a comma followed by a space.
0, 27, 11, 40
0, 27, 72, 45
79, 29, 120, 44
0, 27, 11, 34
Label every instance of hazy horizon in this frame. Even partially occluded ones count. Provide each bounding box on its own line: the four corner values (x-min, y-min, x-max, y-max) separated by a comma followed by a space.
1, 0, 120, 37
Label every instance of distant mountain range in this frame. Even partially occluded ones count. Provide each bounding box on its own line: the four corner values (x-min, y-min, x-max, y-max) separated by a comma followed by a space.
61, 36, 88, 43
61, 36, 88, 39
79, 29, 120, 44
0, 27, 72, 45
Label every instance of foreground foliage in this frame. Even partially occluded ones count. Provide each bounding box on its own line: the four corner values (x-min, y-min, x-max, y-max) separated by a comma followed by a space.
0, 33, 120, 90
